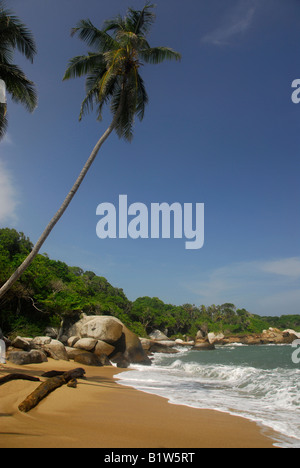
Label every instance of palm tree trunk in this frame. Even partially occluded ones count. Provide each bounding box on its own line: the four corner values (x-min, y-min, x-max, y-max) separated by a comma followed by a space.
0, 120, 115, 300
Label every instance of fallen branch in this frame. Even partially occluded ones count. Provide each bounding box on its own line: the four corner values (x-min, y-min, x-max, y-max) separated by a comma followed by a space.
41, 370, 66, 378
18, 368, 86, 413
0, 373, 40, 386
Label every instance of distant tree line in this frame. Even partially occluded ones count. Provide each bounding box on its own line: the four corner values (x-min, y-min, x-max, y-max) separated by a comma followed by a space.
0, 228, 299, 339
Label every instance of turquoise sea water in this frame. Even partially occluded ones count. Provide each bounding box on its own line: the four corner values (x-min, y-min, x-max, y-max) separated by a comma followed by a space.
116, 344, 300, 448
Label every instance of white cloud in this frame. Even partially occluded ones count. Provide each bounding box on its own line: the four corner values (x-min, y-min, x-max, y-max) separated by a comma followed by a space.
1, 133, 13, 146
260, 258, 300, 278
183, 257, 300, 315
0, 159, 19, 224
202, 0, 258, 46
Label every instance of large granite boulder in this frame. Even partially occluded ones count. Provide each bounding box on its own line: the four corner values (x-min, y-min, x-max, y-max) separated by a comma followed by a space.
113, 320, 151, 365
68, 315, 151, 366
80, 317, 123, 344
67, 315, 122, 344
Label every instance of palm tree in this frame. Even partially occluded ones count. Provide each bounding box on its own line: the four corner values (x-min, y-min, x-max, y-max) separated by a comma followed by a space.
0, 3, 181, 299
0, 1, 37, 139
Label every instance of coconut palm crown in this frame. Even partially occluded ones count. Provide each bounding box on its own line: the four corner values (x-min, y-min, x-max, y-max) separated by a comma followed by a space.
0, 4, 181, 300
0, 1, 37, 139
63, 3, 181, 141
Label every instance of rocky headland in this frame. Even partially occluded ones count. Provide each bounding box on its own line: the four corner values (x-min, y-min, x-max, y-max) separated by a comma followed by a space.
2, 315, 300, 367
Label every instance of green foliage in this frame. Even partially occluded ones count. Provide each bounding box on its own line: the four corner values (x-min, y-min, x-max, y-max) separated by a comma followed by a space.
63, 4, 181, 142
0, 1, 37, 139
0, 228, 299, 338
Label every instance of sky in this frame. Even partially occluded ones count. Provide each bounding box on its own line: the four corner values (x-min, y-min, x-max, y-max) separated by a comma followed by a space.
0, 0, 299, 316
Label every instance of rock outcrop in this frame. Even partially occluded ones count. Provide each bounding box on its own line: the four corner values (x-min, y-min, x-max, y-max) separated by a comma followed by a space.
6, 315, 151, 367
5, 321, 300, 367
207, 328, 299, 346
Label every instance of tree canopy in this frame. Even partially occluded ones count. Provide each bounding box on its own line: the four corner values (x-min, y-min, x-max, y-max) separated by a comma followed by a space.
0, 1, 37, 139
1, 228, 299, 339
63, 3, 181, 141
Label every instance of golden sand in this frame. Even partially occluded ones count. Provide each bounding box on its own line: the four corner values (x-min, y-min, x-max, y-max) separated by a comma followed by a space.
0, 359, 278, 448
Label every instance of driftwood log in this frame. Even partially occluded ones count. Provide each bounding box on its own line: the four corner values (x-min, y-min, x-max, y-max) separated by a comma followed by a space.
0, 374, 40, 386
18, 368, 86, 413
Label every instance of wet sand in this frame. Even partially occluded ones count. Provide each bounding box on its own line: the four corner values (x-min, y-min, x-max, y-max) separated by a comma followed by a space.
0, 359, 278, 448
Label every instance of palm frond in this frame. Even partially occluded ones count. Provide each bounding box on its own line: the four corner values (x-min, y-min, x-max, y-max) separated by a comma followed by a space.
0, 5, 37, 62
65, 4, 181, 141
63, 53, 105, 80
126, 3, 156, 36
103, 14, 126, 34
140, 46, 181, 64
71, 19, 118, 52
0, 63, 37, 112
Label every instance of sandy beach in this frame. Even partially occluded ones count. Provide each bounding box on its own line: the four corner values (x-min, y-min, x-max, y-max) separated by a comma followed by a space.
0, 359, 278, 448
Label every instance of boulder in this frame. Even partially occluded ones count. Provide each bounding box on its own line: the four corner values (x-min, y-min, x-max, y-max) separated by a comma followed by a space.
67, 336, 80, 347
196, 330, 206, 340
79, 316, 123, 344
175, 339, 194, 346
284, 329, 300, 339
11, 336, 31, 351
44, 327, 59, 339
94, 340, 115, 358
8, 351, 31, 365
27, 349, 48, 364
149, 343, 179, 354
114, 321, 152, 365
31, 336, 52, 347
110, 352, 130, 368
155, 340, 178, 347
74, 352, 103, 367
149, 330, 169, 341
192, 341, 215, 351
66, 315, 96, 338
8, 349, 48, 365
207, 332, 225, 345
74, 338, 97, 352
44, 340, 69, 361
65, 347, 90, 360
139, 338, 153, 351
66, 315, 151, 366
96, 353, 112, 366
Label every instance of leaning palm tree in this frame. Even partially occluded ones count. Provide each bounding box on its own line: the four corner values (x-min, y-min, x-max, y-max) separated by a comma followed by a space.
0, 1, 37, 139
0, 3, 181, 299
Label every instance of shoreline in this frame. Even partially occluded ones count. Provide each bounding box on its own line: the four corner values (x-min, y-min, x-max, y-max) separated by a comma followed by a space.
0, 359, 279, 448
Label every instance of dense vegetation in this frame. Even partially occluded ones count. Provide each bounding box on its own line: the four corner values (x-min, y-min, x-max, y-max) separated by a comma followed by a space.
0, 228, 299, 339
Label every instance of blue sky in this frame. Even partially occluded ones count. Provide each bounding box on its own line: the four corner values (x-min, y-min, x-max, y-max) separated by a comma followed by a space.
0, 0, 299, 316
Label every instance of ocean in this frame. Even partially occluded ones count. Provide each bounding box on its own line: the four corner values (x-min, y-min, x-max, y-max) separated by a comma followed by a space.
116, 344, 300, 448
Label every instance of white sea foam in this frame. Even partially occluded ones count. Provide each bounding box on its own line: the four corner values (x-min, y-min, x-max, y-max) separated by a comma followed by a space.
117, 345, 300, 448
